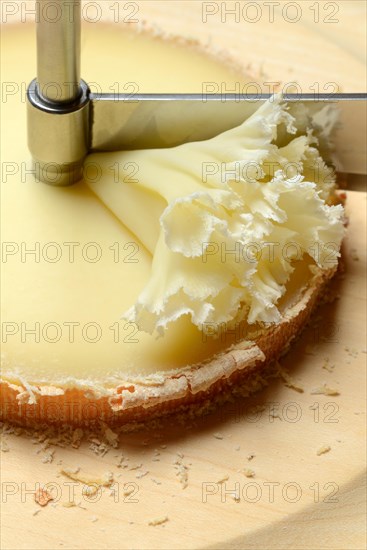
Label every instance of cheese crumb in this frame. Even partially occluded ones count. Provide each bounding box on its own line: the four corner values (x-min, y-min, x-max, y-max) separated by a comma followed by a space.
124, 483, 135, 497
151, 478, 162, 485
136, 470, 149, 479
0, 436, 10, 453
62, 501, 77, 508
316, 445, 331, 456
322, 358, 335, 372
104, 427, 119, 448
217, 475, 229, 484
276, 362, 304, 393
129, 463, 143, 471
41, 450, 55, 463
148, 516, 169, 526
311, 384, 340, 396
60, 468, 114, 494
71, 428, 84, 449
174, 455, 189, 489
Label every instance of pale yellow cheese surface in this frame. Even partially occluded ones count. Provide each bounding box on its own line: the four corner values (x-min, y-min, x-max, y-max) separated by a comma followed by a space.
1, 24, 249, 386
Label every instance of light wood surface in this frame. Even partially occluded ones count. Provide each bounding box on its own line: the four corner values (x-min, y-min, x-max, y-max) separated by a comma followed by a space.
1, 2, 366, 549
130, 0, 366, 92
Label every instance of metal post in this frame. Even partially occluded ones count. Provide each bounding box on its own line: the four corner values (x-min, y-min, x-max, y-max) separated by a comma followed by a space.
27, 0, 90, 186
36, 0, 81, 103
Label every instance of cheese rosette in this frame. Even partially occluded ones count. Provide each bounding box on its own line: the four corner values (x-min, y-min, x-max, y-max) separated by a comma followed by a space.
84, 95, 345, 335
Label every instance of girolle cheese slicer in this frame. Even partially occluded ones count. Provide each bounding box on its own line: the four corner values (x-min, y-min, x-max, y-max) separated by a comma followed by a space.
26, 0, 367, 186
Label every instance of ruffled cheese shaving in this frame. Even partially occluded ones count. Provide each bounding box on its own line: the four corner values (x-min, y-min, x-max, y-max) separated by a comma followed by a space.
84, 95, 345, 335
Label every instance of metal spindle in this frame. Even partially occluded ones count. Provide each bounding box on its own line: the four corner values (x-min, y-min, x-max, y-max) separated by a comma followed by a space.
27, 0, 90, 186
36, 0, 81, 103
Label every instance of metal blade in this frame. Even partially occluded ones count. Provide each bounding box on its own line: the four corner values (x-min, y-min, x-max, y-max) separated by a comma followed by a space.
90, 93, 367, 175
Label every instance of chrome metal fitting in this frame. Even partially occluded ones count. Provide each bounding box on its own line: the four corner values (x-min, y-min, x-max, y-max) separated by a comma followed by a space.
27, 78, 90, 186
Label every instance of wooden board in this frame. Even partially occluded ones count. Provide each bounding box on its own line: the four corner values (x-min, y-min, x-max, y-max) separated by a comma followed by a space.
1, 189, 365, 550
1, 2, 366, 549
